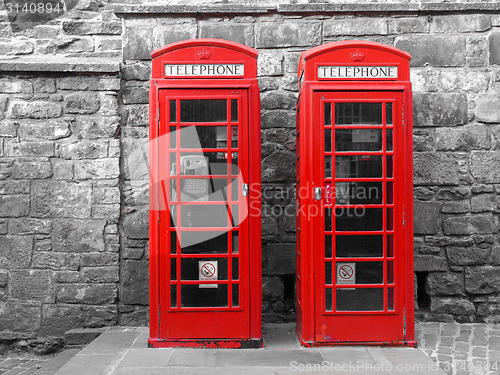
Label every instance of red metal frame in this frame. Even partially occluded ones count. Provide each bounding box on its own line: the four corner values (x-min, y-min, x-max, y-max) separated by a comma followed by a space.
149, 39, 262, 348
296, 41, 415, 347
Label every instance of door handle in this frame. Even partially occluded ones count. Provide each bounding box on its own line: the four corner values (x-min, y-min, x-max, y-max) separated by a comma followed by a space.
242, 183, 249, 197
314, 187, 322, 201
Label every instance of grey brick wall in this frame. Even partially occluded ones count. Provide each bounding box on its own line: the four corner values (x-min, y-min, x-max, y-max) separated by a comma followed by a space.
0, 2, 500, 346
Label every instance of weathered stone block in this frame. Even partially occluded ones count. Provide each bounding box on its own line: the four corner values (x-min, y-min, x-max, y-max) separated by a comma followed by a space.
199, 22, 253, 46
125, 105, 148, 127
0, 194, 30, 217
93, 204, 120, 221
122, 63, 151, 82
446, 246, 490, 266
9, 100, 62, 119
65, 93, 100, 114
82, 267, 119, 283
396, 35, 466, 67
122, 82, 149, 105
18, 121, 71, 141
258, 51, 284, 77
10, 270, 53, 302
256, 22, 321, 48
40, 304, 84, 336
31, 181, 92, 218
443, 214, 497, 235
471, 194, 496, 212
0, 121, 18, 137
5, 141, 54, 157
436, 187, 470, 200
267, 243, 296, 275
432, 15, 491, 33
430, 298, 475, 315
442, 201, 470, 214
121, 260, 148, 305
0, 270, 7, 287
153, 23, 197, 49
122, 207, 148, 239
57, 284, 117, 305
50, 159, 73, 180
426, 272, 463, 296
489, 30, 500, 65
81, 253, 119, 267
261, 91, 296, 110
262, 215, 279, 236
413, 93, 467, 127
414, 201, 441, 235
0, 235, 32, 269
60, 141, 108, 160
95, 36, 122, 52
475, 95, 500, 123
261, 110, 295, 129
58, 76, 120, 91
10, 158, 52, 178
32, 78, 56, 93
262, 150, 296, 182
94, 187, 120, 204
74, 159, 119, 180
33, 252, 80, 271
388, 17, 430, 34
52, 219, 106, 253
123, 27, 153, 60
62, 21, 121, 35
436, 125, 489, 151
413, 153, 459, 185
262, 276, 284, 299
73, 116, 120, 139
0, 302, 41, 332
0, 79, 33, 93
470, 152, 500, 183
414, 255, 448, 272
465, 267, 500, 294
9, 218, 51, 235
324, 18, 387, 36
0, 41, 33, 55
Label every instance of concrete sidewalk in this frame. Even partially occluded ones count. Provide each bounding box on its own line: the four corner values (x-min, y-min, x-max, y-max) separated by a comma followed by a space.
46, 323, 449, 375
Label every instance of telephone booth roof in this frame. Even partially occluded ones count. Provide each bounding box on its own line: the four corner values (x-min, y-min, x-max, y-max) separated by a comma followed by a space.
298, 40, 411, 82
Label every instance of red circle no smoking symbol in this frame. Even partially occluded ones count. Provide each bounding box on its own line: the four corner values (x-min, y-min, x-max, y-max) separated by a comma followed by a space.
201, 263, 216, 277
339, 265, 353, 279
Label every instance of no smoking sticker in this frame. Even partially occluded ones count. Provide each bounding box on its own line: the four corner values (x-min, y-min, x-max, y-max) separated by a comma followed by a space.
199, 261, 218, 289
336, 263, 355, 284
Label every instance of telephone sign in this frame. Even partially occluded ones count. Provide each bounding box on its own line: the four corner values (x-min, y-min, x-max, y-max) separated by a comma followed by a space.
296, 41, 415, 347
149, 39, 262, 348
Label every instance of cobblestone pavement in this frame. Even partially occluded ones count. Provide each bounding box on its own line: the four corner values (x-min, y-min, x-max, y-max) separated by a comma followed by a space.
0, 356, 49, 375
416, 322, 500, 375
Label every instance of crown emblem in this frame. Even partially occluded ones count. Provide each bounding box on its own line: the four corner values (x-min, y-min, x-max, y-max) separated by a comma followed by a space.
351, 49, 365, 61
196, 48, 211, 60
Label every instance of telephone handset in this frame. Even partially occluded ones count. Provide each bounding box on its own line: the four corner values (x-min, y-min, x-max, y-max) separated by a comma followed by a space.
171, 155, 209, 201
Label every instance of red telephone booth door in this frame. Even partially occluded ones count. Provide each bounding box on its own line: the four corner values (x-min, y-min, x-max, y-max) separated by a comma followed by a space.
158, 88, 250, 340
313, 90, 407, 343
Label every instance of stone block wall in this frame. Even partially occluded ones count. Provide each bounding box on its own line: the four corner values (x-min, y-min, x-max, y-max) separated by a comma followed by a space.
1, 2, 500, 346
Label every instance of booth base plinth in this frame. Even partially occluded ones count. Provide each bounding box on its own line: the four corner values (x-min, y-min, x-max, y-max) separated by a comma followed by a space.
148, 337, 263, 349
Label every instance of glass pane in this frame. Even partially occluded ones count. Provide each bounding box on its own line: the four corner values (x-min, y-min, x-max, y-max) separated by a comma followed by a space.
232, 231, 239, 254
181, 205, 229, 227
180, 126, 231, 149
171, 285, 177, 307
386, 182, 393, 204
170, 127, 176, 148
335, 103, 382, 125
180, 99, 227, 122
335, 182, 383, 205
231, 127, 238, 148
170, 259, 177, 280
336, 262, 383, 284
387, 208, 394, 231
230, 152, 239, 175
170, 100, 176, 123
324, 102, 331, 125
324, 129, 332, 152
386, 103, 393, 125
336, 155, 382, 178
387, 235, 394, 257
180, 178, 232, 202
336, 288, 384, 311
336, 235, 383, 257
231, 178, 238, 201
181, 258, 227, 280
170, 231, 177, 254
180, 231, 227, 253
170, 152, 233, 177
325, 208, 332, 232
181, 284, 228, 307
232, 284, 239, 307
231, 99, 238, 122
325, 155, 332, 179
387, 261, 394, 284
386, 129, 393, 151
387, 155, 393, 178
335, 208, 383, 231
387, 288, 395, 311
325, 235, 332, 258
232, 258, 239, 280
335, 129, 382, 151
325, 262, 332, 285
325, 288, 332, 311
230, 205, 239, 228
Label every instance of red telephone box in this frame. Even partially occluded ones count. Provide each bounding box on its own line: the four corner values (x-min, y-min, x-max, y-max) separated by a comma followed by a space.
296, 41, 415, 346
149, 39, 262, 348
